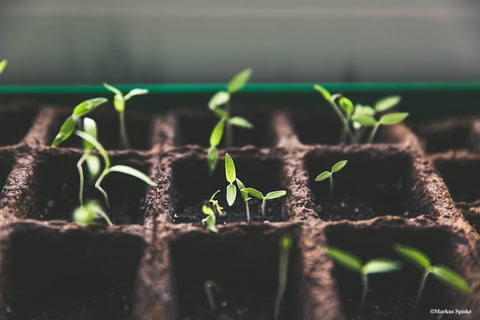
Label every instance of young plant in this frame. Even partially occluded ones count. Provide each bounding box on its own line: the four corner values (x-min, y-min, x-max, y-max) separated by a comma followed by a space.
352, 111, 409, 144
235, 178, 252, 222
75, 130, 156, 207
207, 69, 253, 174
51, 97, 108, 147
326, 246, 403, 306
315, 160, 347, 200
273, 234, 293, 320
394, 243, 471, 308
204, 280, 221, 311
0, 59, 7, 74
241, 188, 287, 218
104, 83, 148, 149
73, 199, 112, 226
202, 190, 223, 233
224, 153, 253, 222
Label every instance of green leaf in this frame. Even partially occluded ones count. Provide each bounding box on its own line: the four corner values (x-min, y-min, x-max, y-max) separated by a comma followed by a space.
226, 184, 237, 206
85, 154, 101, 182
363, 259, 403, 274
325, 246, 363, 273
207, 146, 218, 174
209, 91, 230, 110
0, 59, 7, 74
228, 117, 253, 129
352, 114, 377, 127
379, 113, 409, 125
52, 115, 78, 147
339, 97, 354, 115
331, 160, 348, 173
103, 82, 122, 96
315, 171, 331, 182
203, 214, 218, 233
236, 178, 248, 200
280, 234, 293, 251
73, 98, 108, 116
202, 204, 214, 215
212, 107, 228, 119
242, 187, 264, 200
124, 88, 148, 100
73, 204, 96, 226
227, 68, 252, 93
394, 244, 431, 269
375, 96, 401, 112
74, 130, 110, 169
210, 118, 225, 146
87, 200, 113, 226
265, 190, 287, 200
82, 117, 97, 150
224, 153, 236, 183
113, 94, 125, 112
431, 265, 471, 294
313, 84, 331, 101
354, 105, 375, 117
107, 165, 157, 186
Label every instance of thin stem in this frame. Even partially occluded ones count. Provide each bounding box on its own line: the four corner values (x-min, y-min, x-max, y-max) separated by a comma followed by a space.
368, 123, 380, 144
360, 272, 368, 307
95, 170, 110, 207
225, 101, 233, 147
329, 175, 334, 201
274, 246, 289, 320
245, 199, 251, 222
340, 113, 352, 143
119, 111, 130, 149
414, 270, 430, 308
204, 280, 217, 311
328, 98, 356, 144
76, 153, 89, 205
261, 198, 266, 218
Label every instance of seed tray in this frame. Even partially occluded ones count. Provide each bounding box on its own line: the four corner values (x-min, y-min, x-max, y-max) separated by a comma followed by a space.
0, 100, 478, 320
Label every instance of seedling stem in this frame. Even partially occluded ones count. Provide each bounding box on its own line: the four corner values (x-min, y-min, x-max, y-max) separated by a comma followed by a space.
274, 234, 292, 320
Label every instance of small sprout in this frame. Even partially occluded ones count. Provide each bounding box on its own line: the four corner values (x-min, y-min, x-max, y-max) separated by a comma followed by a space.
235, 178, 251, 222
242, 187, 287, 218
202, 190, 223, 233
0, 59, 7, 74
394, 243, 471, 308
104, 83, 148, 149
73, 200, 112, 226
352, 112, 409, 144
224, 153, 237, 206
208, 118, 226, 174
274, 234, 293, 320
315, 160, 347, 200
204, 280, 221, 311
326, 246, 402, 306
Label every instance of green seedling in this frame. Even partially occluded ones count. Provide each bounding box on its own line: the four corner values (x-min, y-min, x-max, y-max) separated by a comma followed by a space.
75, 130, 156, 207
0, 59, 7, 74
241, 188, 287, 218
235, 178, 252, 222
315, 160, 347, 200
51, 97, 108, 147
394, 243, 471, 308
202, 190, 223, 233
208, 69, 253, 174
352, 111, 409, 144
326, 246, 403, 306
274, 234, 293, 320
104, 83, 148, 149
73, 199, 112, 226
224, 153, 237, 206
204, 280, 221, 311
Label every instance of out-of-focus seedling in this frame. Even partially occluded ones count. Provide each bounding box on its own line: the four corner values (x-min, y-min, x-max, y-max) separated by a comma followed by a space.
326, 246, 403, 306
73, 199, 112, 226
204, 280, 221, 311
315, 160, 347, 200
0, 59, 7, 74
274, 234, 293, 320
207, 69, 253, 173
394, 243, 471, 308
104, 83, 148, 149
202, 190, 223, 233
242, 188, 287, 218
352, 112, 409, 144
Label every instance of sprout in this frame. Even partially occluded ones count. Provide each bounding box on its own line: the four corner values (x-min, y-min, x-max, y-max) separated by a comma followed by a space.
73, 199, 112, 226
202, 190, 223, 233
235, 178, 251, 222
204, 280, 221, 311
207, 69, 253, 173
315, 160, 347, 200
224, 153, 237, 206
74, 130, 156, 208
352, 112, 409, 144
51, 97, 108, 147
394, 243, 471, 308
0, 59, 7, 74
241, 188, 287, 218
326, 246, 403, 306
104, 83, 148, 149
274, 234, 293, 320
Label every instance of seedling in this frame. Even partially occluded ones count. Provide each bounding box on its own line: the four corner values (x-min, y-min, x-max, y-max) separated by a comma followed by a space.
315, 160, 347, 200
235, 178, 252, 222
326, 246, 403, 306
73, 199, 112, 226
104, 83, 148, 149
204, 280, 221, 311
394, 243, 471, 308
273, 234, 293, 320
0, 59, 7, 74
241, 188, 287, 218
207, 69, 253, 174
352, 111, 409, 144
51, 97, 108, 147
202, 190, 223, 233
75, 130, 156, 207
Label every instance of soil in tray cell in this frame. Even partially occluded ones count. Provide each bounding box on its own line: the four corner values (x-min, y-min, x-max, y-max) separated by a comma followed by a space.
305, 150, 427, 221
1, 227, 145, 320
32, 152, 150, 224
170, 228, 301, 320
173, 110, 274, 148
51, 109, 153, 150
326, 225, 469, 320
0, 105, 38, 146
291, 110, 403, 146
433, 158, 480, 203
171, 155, 287, 224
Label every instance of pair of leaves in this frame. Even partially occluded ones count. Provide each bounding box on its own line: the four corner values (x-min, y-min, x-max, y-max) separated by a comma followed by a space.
394, 244, 471, 294
104, 83, 148, 113
202, 205, 218, 233
315, 160, 348, 182
353, 112, 409, 127
242, 188, 286, 201
0, 59, 7, 74
225, 153, 237, 206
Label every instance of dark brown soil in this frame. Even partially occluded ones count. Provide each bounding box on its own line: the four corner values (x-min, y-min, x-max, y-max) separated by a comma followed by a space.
0, 103, 38, 146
